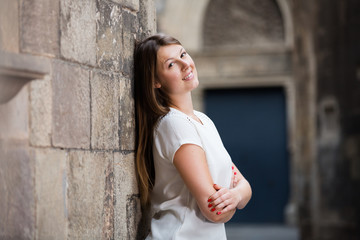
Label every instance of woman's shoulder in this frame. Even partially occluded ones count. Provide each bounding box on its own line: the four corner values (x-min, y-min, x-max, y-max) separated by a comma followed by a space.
154, 109, 193, 133
194, 110, 214, 126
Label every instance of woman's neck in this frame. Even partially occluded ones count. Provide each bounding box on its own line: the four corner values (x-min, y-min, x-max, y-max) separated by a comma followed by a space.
169, 93, 194, 116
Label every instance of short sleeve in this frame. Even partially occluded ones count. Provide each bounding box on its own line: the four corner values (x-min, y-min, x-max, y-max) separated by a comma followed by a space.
154, 114, 203, 163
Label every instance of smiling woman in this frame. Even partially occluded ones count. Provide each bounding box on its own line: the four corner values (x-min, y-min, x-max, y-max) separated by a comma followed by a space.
155, 44, 199, 102
134, 34, 252, 240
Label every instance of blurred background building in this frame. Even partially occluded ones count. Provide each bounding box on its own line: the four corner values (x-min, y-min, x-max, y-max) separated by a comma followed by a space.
155, 0, 360, 239
0, 0, 359, 240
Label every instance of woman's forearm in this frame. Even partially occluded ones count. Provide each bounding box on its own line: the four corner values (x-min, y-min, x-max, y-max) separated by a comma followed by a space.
234, 178, 252, 209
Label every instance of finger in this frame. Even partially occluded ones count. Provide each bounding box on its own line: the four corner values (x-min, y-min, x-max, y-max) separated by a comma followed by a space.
208, 184, 225, 202
214, 198, 231, 210
217, 203, 236, 215
211, 191, 231, 207
211, 188, 229, 203
213, 183, 222, 191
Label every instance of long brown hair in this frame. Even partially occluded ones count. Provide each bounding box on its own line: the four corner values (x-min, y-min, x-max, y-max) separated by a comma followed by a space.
134, 34, 181, 207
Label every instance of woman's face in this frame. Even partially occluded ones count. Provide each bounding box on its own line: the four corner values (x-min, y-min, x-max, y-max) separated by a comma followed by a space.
155, 44, 199, 96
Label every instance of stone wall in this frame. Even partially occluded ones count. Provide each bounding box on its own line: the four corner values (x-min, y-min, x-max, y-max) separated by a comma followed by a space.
292, 0, 360, 239
0, 0, 156, 239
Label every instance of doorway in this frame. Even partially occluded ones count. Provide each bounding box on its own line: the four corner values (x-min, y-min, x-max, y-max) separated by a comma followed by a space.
205, 87, 289, 223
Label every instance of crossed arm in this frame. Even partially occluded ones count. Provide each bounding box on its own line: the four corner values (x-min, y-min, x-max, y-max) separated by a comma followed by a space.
173, 144, 252, 223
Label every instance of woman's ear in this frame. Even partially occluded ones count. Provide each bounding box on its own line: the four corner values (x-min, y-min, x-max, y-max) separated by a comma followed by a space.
154, 81, 161, 88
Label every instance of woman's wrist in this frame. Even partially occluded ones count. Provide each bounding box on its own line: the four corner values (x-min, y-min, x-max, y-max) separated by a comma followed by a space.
234, 179, 251, 209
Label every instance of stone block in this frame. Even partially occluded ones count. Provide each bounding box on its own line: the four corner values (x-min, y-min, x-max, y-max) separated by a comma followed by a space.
52, 60, 90, 149
111, 0, 139, 12
138, 0, 156, 38
96, 0, 123, 72
29, 76, 52, 147
67, 150, 112, 240
119, 77, 135, 150
0, 140, 34, 240
0, 0, 19, 53
20, 0, 60, 56
91, 71, 119, 150
114, 152, 140, 239
60, 0, 96, 65
0, 85, 28, 140
122, 10, 138, 77
34, 148, 67, 240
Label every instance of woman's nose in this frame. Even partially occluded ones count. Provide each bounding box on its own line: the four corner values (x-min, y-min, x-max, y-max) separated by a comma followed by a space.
181, 59, 190, 70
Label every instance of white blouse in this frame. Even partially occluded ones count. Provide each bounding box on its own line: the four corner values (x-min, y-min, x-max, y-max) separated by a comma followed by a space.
147, 107, 232, 240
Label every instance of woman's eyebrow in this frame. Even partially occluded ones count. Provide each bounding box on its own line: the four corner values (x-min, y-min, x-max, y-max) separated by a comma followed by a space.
163, 47, 184, 64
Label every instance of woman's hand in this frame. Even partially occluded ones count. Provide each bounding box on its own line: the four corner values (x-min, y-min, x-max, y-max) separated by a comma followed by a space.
231, 165, 240, 188
207, 184, 242, 215
207, 163, 252, 214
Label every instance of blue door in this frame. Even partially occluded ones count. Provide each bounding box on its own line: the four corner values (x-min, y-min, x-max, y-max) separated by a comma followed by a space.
205, 87, 289, 223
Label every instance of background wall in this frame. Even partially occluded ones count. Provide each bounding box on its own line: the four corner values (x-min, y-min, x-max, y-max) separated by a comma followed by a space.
0, 0, 155, 239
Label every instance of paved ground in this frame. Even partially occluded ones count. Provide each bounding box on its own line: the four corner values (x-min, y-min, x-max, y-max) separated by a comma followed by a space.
225, 224, 300, 240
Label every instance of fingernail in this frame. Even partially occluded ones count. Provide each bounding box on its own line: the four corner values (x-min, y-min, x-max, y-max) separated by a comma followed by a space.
208, 198, 212, 202
217, 211, 222, 215
232, 166, 234, 170
234, 172, 237, 175
211, 208, 216, 212
208, 204, 213, 208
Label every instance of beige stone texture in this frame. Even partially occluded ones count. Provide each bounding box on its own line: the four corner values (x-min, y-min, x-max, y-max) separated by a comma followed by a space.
52, 60, 90, 149
91, 71, 119, 150
29, 76, 52, 147
96, 0, 123, 72
119, 77, 135, 150
156, 0, 209, 52
0, 0, 19, 53
34, 148, 67, 240
20, 0, 60, 56
122, 10, 138, 77
60, 0, 96, 65
0, 86, 29, 140
138, 0, 157, 38
114, 152, 140, 239
67, 150, 112, 240
112, 0, 139, 11
0, 140, 34, 240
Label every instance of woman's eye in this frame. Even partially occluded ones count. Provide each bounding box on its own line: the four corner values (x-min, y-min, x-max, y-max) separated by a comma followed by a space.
181, 52, 187, 58
168, 62, 174, 68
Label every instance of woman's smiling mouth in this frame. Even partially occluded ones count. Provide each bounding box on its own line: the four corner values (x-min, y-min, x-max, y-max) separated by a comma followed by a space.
183, 72, 193, 80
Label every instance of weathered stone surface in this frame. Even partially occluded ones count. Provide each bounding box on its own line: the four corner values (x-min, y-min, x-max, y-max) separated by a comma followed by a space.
119, 77, 135, 150
21, 0, 59, 56
122, 10, 138, 77
34, 148, 67, 240
102, 154, 115, 240
204, 0, 284, 48
138, 0, 156, 38
67, 150, 112, 240
96, 0, 123, 72
111, 0, 139, 11
0, 0, 19, 53
0, 86, 29, 140
52, 60, 90, 149
29, 76, 52, 147
0, 140, 34, 240
91, 71, 119, 150
194, 52, 292, 79
114, 152, 140, 239
60, 0, 96, 65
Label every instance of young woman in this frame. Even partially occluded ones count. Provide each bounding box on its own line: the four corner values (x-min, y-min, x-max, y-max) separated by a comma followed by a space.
134, 34, 252, 239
